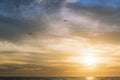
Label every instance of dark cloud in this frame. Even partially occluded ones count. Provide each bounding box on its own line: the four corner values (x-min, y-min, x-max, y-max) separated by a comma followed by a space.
0, 0, 65, 16
0, 63, 73, 76
64, 0, 120, 44
0, 15, 45, 42
0, 0, 120, 44
67, 0, 120, 27
0, 64, 42, 76
0, 0, 65, 42
0, 50, 17, 54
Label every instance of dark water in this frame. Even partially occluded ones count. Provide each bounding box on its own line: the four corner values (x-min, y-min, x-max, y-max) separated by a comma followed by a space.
0, 77, 119, 80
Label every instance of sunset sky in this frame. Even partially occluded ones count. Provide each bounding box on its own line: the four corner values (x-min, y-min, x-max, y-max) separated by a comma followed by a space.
0, 0, 120, 77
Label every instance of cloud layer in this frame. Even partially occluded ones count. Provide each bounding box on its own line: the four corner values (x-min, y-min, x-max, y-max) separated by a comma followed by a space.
0, 0, 120, 76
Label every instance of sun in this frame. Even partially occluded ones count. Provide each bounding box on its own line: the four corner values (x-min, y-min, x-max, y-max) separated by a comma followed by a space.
66, 53, 100, 69
83, 55, 98, 66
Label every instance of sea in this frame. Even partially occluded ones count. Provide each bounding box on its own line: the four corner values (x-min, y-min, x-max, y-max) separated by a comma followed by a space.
0, 77, 119, 80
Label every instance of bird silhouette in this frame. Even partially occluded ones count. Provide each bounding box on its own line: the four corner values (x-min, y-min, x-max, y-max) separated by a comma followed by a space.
64, 20, 68, 22
29, 33, 32, 35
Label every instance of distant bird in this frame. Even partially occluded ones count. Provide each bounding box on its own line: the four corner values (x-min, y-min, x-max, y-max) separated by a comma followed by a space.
29, 33, 32, 35
64, 20, 68, 22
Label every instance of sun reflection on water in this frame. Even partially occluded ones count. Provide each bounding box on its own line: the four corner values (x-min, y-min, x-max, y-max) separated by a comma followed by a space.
86, 77, 95, 80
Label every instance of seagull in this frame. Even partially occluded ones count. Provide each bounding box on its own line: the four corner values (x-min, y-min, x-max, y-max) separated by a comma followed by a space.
29, 33, 32, 35
64, 20, 68, 22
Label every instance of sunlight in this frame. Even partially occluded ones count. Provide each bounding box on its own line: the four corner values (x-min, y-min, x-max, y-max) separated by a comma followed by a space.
83, 55, 98, 67
67, 54, 100, 69
86, 76, 95, 80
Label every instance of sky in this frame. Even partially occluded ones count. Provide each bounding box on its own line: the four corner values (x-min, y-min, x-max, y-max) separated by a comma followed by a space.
0, 0, 120, 77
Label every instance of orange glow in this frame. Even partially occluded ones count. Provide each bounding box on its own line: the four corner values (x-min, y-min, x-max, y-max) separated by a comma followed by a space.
82, 55, 99, 67
86, 76, 95, 80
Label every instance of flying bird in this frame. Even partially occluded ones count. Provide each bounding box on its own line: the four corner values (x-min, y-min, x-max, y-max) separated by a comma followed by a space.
29, 33, 32, 35
64, 20, 68, 22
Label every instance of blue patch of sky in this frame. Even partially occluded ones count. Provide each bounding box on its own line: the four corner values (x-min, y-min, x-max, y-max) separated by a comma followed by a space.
72, 0, 120, 8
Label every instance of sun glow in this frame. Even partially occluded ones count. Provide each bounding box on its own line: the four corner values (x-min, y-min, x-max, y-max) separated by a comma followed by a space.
68, 55, 100, 68
86, 76, 95, 80
83, 55, 99, 67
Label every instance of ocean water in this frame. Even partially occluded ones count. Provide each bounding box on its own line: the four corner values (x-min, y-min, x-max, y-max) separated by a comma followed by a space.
0, 77, 119, 80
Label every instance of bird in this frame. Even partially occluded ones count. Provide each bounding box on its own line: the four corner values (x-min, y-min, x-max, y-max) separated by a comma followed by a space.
63, 19, 68, 22
29, 33, 32, 35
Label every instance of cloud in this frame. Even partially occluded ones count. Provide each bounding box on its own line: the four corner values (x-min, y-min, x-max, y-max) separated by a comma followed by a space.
0, 0, 120, 44
0, 0, 66, 42
62, 0, 120, 44
0, 0, 120, 76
